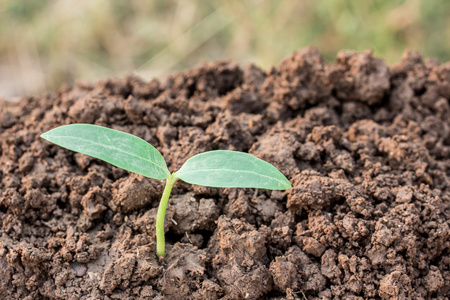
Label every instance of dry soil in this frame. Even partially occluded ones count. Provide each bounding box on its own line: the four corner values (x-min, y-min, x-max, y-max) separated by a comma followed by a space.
0, 47, 449, 299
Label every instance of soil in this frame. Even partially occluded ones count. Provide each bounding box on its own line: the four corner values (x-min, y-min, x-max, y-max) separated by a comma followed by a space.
0, 47, 449, 299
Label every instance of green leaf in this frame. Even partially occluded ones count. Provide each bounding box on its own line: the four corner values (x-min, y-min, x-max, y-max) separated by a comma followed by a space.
41, 124, 170, 179
175, 150, 291, 190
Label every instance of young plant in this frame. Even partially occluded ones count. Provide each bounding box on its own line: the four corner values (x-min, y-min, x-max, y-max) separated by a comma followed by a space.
41, 124, 291, 257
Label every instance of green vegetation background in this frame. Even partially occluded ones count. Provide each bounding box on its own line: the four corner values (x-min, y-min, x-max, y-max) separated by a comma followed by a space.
1, 0, 449, 98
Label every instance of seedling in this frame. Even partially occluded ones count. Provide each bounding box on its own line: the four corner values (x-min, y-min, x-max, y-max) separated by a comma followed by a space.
41, 124, 291, 257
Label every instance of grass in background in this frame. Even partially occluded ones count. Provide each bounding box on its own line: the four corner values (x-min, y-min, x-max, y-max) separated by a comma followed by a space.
0, 0, 449, 98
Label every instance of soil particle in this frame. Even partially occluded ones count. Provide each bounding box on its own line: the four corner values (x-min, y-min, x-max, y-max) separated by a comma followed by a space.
268, 211, 295, 256
207, 216, 272, 299
250, 128, 300, 177
206, 110, 255, 152
0, 47, 449, 298
160, 244, 208, 300
329, 49, 391, 105
112, 173, 163, 214
379, 270, 412, 299
270, 246, 327, 294
170, 193, 219, 234
165, 126, 212, 172
263, 47, 330, 112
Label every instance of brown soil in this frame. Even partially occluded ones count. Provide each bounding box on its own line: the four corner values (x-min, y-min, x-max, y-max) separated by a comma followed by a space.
0, 47, 449, 299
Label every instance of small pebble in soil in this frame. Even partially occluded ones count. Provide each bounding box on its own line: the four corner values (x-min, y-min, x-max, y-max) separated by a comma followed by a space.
71, 262, 87, 277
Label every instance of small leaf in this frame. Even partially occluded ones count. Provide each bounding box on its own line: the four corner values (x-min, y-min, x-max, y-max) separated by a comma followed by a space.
175, 150, 291, 190
41, 124, 170, 179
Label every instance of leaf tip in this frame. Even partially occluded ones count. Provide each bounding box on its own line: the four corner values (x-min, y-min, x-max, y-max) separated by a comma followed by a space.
40, 131, 49, 140
40, 127, 60, 141
282, 179, 292, 190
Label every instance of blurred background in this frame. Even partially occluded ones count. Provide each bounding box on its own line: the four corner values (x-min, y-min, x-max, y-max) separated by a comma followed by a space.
1, 0, 449, 99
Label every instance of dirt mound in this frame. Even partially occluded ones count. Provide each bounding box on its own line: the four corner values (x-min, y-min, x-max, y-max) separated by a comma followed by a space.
0, 47, 449, 299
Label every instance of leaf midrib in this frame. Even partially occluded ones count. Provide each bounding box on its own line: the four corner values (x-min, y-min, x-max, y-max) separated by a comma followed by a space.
176, 167, 287, 186
51, 135, 168, 174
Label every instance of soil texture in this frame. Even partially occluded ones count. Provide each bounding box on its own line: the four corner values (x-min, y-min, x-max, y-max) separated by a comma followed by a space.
0, 47, 449, 299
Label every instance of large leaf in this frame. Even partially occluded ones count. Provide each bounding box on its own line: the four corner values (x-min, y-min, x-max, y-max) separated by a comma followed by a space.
175, 150, 291, 190
41, 124, 170, 179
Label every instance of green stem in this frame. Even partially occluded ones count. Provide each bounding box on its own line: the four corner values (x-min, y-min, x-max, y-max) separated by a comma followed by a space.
156, 173, 177, 258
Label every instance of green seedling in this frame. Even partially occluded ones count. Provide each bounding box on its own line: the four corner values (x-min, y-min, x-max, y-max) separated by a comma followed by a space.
41, 124, 291, 257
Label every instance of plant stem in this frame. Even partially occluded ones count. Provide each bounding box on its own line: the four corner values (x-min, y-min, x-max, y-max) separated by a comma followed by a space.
156, 173, 177, 258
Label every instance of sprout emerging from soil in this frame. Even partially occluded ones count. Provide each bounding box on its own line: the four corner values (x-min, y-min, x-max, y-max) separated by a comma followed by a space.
41, 124, 291, 257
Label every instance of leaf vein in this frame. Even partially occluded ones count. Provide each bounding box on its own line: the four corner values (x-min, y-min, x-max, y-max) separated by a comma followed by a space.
176, 168, 287, 186
53, 135, 167, 174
